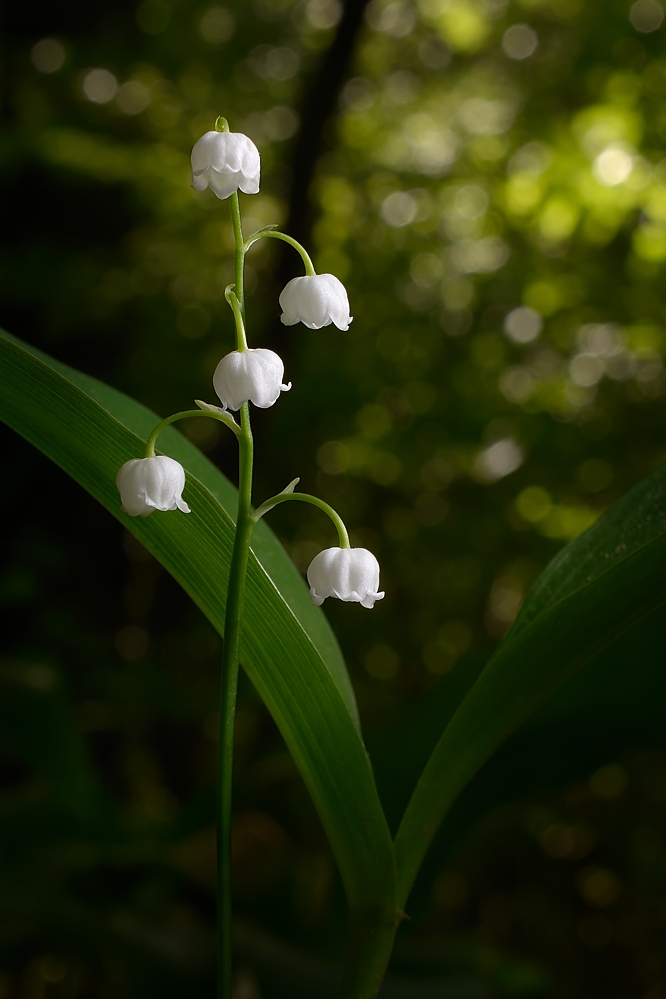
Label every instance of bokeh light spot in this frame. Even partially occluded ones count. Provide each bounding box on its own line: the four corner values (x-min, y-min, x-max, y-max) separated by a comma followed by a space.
38, 956, 67, 984
486, 575, 523, 634
459, 98, 515, 136
410, 253, 442, 289
589, 763, 628, 799
251, 46, 300, 81
569, 353, 605, 387
577, 868, 622, 908
516, 486, 552, 523
199, 6, 235, 43
454, 184, 488, 219
499, 367, 536, 403
630, 0, 664, 32
474, 438, 524, 482
83, 68, 118, 104
594, 144, 635, 186
380, 191, 418, 227
367, 0, 416, 37
502, 24, 538, 60
450, 237, 509, 274
426, 0, 490, 53
304, 0, 342, 30
549, 824, 595, 860
317, 441, 350, 474
117, 80, 151, 115
31, 38, 65, 73
504, 306, 542, 344
262, 106, 299, 141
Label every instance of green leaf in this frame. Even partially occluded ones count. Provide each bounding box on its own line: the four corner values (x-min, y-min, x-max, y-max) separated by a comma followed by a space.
394, 459, 666, 907
0, 329, 396, 917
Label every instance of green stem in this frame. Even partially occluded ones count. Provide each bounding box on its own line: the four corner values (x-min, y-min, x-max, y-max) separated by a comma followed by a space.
229, 192, 245, 310
225, 287, 248, 351
253, 491, 350, 548
337, 908, 402, 999
218, 403, 253, 999
244, 229, 316, 276
217, 161, 253, 999
144, 408, 239, 457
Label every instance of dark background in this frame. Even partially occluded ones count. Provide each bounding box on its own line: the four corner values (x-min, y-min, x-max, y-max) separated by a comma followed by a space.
2, 0, 666, 995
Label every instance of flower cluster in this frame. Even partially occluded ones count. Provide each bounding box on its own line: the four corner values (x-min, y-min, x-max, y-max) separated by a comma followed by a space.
115, 125, 383, 611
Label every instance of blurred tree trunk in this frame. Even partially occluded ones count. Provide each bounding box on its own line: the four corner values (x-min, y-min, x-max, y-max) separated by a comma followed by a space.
280, 0, 372, 285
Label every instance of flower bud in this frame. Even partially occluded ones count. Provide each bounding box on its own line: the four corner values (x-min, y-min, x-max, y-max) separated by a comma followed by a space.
191, 131, 260, 201
307, 547, 384, 609
116, 456, 191, 518
279, 274, 353, 331
213, 348, 291, 411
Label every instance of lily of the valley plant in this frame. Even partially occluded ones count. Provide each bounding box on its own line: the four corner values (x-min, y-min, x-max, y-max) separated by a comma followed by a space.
1, 106, 660, 999
116, 118, 381, 998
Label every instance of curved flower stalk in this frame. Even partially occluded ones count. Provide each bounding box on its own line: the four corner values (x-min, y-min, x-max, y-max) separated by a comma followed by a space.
253, 487, 384, 609
242, 216, 352, 331
115, 406, 239, 517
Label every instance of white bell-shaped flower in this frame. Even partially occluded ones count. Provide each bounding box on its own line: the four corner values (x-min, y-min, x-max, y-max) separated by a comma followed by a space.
191, 131, 260, 200
307, 547, 385, 609
213, 348, 291, 411
279, 274, 353, 331
116, 456, 191, 518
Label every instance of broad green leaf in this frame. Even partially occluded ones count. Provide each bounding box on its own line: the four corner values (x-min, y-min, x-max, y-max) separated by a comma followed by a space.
0, 329, 396, 916
394, 459, 666, 907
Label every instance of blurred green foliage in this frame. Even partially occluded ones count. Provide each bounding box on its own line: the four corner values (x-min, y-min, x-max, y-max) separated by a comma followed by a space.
2, 0, 666, 994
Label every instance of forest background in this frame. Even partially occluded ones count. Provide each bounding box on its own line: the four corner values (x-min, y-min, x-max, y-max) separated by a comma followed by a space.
2, 0, 666, 995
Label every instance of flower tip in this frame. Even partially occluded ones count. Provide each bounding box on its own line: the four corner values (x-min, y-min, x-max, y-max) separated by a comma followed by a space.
309, 588, 325, 607
361, 590, 385, 609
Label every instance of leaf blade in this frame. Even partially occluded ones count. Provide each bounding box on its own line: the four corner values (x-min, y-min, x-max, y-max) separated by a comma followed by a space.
394, 461, 666, 908
0, 329, 396, 914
